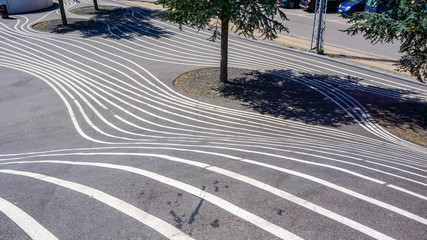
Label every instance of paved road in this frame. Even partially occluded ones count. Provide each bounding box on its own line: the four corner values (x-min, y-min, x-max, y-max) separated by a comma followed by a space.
0, 0, 426, 239
279, 8, 402, 59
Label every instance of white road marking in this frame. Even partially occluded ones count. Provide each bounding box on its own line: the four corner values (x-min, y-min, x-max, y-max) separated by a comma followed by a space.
0, 169, 194, 240
387, 185, 427, 201
0, 3, 426, 239
1, 160, 394, 239
0, 197, 59, 240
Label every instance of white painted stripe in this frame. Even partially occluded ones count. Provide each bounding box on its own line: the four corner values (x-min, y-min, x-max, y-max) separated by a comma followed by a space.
130, 8, 427, 99
207, 166, 395, 240
0, 164, 301, 239
0, 170, 193, 240
0, 39, 294, 140
0, 57, 422, 184
207, 142, 427, 186
121, 9, 426, 152
0, 197, 58, 240
3, 55, 420, 183
1, 160, 392, 239
0, 159, 401, 239
1, 8, 426, 157
365, 160, 427, 180
3, 22, 422, 156
387, 185, 427, 201
204, 143, 385, 184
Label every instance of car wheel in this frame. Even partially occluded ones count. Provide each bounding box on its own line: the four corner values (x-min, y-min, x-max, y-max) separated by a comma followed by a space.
288, 0, 296, 8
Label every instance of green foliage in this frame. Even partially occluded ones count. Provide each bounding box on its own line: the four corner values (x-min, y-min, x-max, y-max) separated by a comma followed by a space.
344, 0, 427, 83
155, 0, 289, 41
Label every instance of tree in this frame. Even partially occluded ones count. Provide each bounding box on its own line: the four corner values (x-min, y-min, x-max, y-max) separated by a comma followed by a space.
344, 0, 426, 83
93, 0, 99, 11
155, 0, 288, 82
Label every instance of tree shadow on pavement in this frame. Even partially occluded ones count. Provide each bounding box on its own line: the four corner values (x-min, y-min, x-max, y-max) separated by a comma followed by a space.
33, 7, 170, 39
215, 69, 423, 128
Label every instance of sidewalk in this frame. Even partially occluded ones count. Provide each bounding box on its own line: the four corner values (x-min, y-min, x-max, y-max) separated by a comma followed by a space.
264, 34, 406, 77
116, 0, 410, 78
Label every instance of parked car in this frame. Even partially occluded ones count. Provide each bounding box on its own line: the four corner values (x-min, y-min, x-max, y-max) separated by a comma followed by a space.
338, 0, 366, 15
365, 0, 393, 12
299, 0, 346, 12
277, 0, 301, 8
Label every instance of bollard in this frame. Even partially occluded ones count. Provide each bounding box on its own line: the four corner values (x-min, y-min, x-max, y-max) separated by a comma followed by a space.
0, 4, 8, 19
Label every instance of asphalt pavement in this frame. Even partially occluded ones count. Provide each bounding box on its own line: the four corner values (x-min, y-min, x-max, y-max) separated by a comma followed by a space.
0, 0, 426, 239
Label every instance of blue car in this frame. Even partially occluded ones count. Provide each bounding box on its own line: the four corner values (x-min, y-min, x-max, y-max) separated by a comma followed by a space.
299, 0, 345, 12
365, 0, 393, 13
338, 0, 366, 15
277, 0, 300, 9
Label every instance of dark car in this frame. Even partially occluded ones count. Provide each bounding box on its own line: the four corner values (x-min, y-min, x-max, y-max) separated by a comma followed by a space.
299, 0, 346, 11
338, 0, 366, 15
277, 0, 301, 8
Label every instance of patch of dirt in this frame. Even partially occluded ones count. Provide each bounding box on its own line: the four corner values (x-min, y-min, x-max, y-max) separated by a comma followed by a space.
174, 68, 250, 99
372, 103, 426, 146
32, 18, 105, 34
71, 5, 120, 15
174, 67, 426, 145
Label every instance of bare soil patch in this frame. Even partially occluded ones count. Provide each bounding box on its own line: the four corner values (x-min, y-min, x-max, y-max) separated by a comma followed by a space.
372, 103, 426, 146
32, 18, 105, 34
71, 5, 120, 15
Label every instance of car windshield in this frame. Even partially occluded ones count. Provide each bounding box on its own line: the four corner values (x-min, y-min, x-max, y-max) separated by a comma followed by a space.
349, 0, 361, 3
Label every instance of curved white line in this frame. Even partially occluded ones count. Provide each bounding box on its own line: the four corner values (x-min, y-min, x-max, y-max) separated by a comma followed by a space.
0, 152, 425, 226
0, 169, 194, 240
1, 160, 395, 239
0, 197, 58, 240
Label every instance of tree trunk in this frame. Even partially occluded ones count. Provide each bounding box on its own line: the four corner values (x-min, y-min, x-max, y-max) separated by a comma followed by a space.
58, 0, 67, 26
93, 0, 99, 11
220, 17, 229, 83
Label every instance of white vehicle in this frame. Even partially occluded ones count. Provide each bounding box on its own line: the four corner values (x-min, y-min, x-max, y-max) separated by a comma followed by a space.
0, 0, 53, 14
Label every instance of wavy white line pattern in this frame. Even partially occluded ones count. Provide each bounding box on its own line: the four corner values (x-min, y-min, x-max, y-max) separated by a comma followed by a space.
0, 0, 426, 239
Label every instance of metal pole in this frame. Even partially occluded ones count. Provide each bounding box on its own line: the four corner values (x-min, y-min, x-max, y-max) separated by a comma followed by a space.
58, 0, 67, 26
310, 0, 327, 54
316, 0, 324, 54
310, 0, 318, 50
